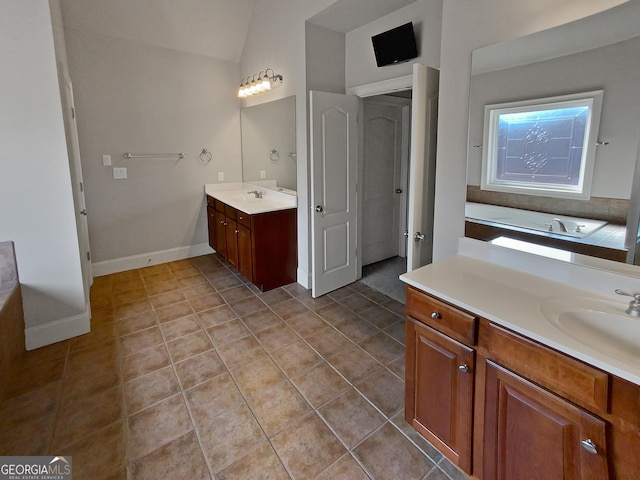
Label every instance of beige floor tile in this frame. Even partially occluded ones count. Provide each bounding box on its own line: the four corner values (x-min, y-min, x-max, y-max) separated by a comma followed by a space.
285, 310, 328, 338
339, 294, 377, 315
271, 340, 323, 378
189, 291, 225, 312
332, 316, 380, 343
124, 366, 180, 414
358, 332, 404, 366
197, 304, 237, 328
217, 442, 290, 480
216, 336, 267, 370
185, 372, 243, 420
116, 311, 157, 336
254, 323, 299, 352
115, 299, 152, 320
319, 388, 385, 449
246, 380, 311, 437
174, 349, 225, 389
58, 421, 127, 480
313, 453, 370, 480
241, 308, 283, 333
166, 330, 212, 362
272, 414, 346, 479
121, 344, 170, 382
206, 318, 250, 346
316, 303, 361, 326
232, 357, 286, 398
155, 300, 194, 324
358, 304, 401, 330
228, 296, 268, 317
149, 290, 186, 309
270, 298, 310, 320
257, 288, 293, 307
195, 402, 266, 473
119, 326, 164, 356
53, 386, 123, 450
353, 423, 434, 480
132, 431, 210, 480
292, 362, 350, 408
182, 282, 216, 299
355, 369, 404, 418
305, 326, 353, 358
160, 314, 202, 341
219, 285, 254, 303
128, 394, 193, 460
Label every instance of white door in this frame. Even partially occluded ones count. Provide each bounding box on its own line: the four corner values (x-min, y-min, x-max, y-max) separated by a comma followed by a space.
310, 91, 359, 297
407, 64, 439, 271
361, 96, 410, 265
58, 66, 92, 300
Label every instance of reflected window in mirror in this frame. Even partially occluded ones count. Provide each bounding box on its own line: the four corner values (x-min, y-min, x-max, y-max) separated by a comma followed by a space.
482, 91, 603, 200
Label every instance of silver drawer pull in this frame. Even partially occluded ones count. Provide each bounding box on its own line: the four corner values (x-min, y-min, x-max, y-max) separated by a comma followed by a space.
431, 312, 442, 320
580, 439, 598, 455
458, 364, 470, 373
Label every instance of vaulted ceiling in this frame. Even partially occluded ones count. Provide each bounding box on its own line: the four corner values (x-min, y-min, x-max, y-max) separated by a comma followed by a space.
60, 0, 420, 62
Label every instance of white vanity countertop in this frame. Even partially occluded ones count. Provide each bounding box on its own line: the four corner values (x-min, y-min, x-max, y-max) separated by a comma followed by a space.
204, 183, 297, 215
400, 238, 640, 386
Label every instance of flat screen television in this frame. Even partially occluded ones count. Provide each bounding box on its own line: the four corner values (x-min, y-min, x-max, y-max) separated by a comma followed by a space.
372, 22, 418, 67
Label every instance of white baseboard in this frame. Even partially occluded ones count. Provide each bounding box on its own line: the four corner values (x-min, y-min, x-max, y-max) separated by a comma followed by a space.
25, 306, 91, 350
297, 268, 311, 289
91, 243, 215, 277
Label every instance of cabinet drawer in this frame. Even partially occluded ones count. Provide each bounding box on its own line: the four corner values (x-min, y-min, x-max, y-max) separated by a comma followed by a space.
236, 211, 251, 228
214, 199, 226, 213
207, 195, 215, 207
486, 323, 609, 413
406, 286, 477, 346
224, 204, 237, 220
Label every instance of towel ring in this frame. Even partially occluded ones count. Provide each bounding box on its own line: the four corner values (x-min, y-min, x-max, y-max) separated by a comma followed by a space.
199, 148, 212, 164
270, 149, 280, 162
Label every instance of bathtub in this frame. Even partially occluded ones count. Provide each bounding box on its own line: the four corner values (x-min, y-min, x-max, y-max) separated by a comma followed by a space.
465, 202, 607, 239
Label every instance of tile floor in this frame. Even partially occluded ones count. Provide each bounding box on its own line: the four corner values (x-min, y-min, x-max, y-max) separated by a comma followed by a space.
0, 254, 468, 480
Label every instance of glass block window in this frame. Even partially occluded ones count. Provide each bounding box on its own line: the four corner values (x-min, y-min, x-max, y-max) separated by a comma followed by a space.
481, 91, 603, 199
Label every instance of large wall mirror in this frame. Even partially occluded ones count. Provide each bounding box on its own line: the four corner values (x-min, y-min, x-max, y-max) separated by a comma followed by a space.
241, 95, 296, 193
465, 1, 640, 267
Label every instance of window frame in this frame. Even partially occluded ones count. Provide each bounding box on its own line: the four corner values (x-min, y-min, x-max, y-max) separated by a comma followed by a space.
481, 90, 604, 200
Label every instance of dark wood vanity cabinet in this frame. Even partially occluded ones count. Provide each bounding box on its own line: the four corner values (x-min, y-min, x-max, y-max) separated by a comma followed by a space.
206, 195, 296, 291
404, 285, 640, 480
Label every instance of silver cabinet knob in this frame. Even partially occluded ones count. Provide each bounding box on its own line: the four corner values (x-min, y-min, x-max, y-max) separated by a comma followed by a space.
431, 312, 441, 320
458, 364, 470, 373
315, 205, 324, 213
580, 439, 598, 455
414, 232, 425, 241
80, 209, 87, 215
395, 188, 403, 194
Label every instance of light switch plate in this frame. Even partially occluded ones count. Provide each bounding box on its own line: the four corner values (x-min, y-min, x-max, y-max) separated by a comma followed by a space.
113, 167, 127, 179
102, 154, 112, 166
217, 171, 224, 181
260, 170, 266, 179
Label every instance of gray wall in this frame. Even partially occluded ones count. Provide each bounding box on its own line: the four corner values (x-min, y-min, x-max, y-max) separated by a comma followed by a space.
65, 28, 243, 264
0, 0, 86, 331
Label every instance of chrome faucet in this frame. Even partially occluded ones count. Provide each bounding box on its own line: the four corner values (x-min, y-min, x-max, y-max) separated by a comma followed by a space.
615, 289, 640, 317
552, 218, 568, 232
247, 190, 263, 199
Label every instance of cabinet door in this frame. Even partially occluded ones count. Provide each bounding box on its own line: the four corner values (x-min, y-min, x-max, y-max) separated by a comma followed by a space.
215, 210, 227, 259
237, 223, 253, 281
207, 206, 217, 250
225, 217, 239, 269
406, 317, 475, 473
483, 361, 610, 480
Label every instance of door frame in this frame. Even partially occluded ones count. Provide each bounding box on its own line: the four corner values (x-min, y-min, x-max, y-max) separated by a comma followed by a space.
358, 94, 411, 269
347, 68, 425, 278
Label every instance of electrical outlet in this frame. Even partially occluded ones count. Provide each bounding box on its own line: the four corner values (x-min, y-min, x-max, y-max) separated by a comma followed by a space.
260, 170, 266, 179
113, 167, 127, 179
102, 154, 112, 166
217, 171, 224, 181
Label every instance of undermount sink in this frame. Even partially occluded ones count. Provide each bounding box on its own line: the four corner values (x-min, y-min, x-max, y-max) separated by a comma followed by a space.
239, 194, 261, 202
539, 296, 640, 367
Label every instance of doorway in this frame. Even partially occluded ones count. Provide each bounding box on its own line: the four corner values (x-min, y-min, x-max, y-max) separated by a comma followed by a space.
359, 92, 411, 304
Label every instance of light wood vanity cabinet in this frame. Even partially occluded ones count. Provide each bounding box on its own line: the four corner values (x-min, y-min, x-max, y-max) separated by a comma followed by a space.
206, 195, 296, 291
405, 285, 640, 480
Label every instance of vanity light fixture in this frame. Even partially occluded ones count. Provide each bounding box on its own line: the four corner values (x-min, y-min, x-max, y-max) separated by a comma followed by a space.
237, 68, 283, 98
